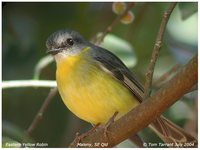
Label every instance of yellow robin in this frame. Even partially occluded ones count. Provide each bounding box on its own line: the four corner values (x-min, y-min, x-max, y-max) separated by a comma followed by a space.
46, 29, 196, 145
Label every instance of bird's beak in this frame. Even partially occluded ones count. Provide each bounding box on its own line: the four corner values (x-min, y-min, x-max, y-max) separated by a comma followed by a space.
46, 48, 63, 55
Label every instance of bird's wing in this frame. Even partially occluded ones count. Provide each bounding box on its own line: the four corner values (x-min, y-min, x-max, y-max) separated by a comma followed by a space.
91, 46, 144, 102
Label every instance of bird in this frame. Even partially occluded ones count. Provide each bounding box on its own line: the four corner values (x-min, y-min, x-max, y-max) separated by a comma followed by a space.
46, 29, 197, 147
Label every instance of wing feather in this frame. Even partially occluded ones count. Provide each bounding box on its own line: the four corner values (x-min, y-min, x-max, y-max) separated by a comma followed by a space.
91, 46, 144, 102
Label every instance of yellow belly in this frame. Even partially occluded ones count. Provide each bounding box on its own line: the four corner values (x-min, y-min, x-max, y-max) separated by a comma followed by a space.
56, 54, 139, 124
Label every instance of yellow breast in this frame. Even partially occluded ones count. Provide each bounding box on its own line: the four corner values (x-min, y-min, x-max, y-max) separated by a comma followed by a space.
56, 52, 139, 124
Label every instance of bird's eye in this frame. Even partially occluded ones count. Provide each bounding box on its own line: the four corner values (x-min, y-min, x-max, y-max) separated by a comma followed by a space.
66, 38, 74, 46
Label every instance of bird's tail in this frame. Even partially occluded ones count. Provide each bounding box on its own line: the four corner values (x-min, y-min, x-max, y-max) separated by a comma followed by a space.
149, 116, 197, 147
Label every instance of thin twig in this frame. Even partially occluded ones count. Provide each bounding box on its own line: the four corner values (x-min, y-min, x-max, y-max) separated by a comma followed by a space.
129, 134, 145, 148
69, 55, 197, 148
93, 2, 135, 45
143, 2, 177, 99
127, 3, 149, 41
2, 80, 56, 89
27, 87, 58, 135
153, 64, 181, 87
33, 55, 54, 79
184, 97, 198, 137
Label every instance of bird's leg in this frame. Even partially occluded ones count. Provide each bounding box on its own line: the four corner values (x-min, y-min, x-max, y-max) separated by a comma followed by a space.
74, 123, 100, 144
103, 111, 119, 138
74, 112, 118, 145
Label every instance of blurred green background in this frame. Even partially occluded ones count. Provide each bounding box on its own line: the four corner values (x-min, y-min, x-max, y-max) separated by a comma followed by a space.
2, 2, 198, 148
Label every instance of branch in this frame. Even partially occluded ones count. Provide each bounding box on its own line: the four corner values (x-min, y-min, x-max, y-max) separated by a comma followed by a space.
33, 55, 54, 79
132, 3, 149, 30
69, 55, 197, 148
2, 80, 57, 135
93, 2, 135, 45
2, 80, 56, 89
143, 2, 177, 99
27, 87, 58, 135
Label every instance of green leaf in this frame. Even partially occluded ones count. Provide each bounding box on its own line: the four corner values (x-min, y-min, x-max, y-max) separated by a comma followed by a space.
116, 139, 136, 148
2, 137, 22, 148
2, 121, 34, 147
167, 6, 197, 46
168, 100, 193, 120
153, 56, 176, 79
100, 34, 137, 68
178, 2, 198, 20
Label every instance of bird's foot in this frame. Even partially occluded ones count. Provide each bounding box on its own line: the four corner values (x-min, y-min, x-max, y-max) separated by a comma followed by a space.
103, 111, 119, 138
74, 123, 100, 144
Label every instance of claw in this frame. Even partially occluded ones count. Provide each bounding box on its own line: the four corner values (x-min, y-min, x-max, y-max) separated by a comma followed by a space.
73, 123, 100, 145
103, 111, 119, 138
